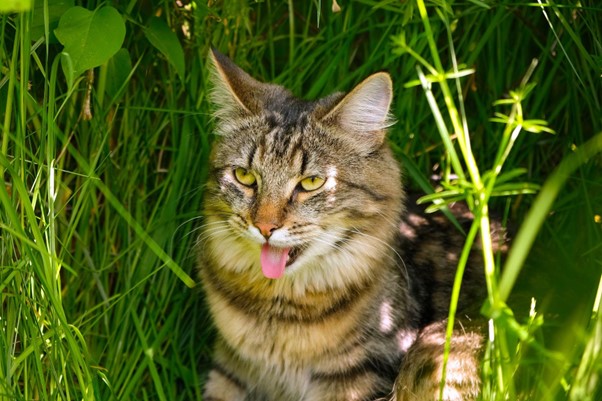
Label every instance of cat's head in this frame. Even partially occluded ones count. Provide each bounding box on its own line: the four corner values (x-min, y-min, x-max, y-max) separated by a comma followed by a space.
202, 49, 404, 284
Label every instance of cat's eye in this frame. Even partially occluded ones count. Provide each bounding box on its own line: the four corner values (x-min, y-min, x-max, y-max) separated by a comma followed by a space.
299, 176, 325, 192
234, 168, 257, 187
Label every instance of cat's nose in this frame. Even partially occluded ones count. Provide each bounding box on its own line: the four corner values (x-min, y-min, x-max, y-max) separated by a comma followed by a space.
256, 222, 278, 238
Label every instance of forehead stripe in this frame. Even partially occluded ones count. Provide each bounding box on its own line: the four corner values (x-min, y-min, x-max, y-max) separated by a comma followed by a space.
247, 142, 257, 168
300, 148, 309, 176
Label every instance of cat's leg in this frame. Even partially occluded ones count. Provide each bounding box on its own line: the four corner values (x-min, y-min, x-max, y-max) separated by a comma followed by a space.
203, 368, 247, 401
394, 320, 483, 401
203, 339, 249, 401
304, 373, 388, 401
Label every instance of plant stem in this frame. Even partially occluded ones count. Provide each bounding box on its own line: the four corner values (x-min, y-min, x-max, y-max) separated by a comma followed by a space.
1, 21, 19, 178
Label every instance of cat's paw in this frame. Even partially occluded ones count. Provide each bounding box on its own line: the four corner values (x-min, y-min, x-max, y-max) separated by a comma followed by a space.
203, 368, 247, 401
394, 321, 483, 401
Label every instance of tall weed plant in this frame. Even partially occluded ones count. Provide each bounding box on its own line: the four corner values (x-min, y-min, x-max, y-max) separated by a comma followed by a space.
1, 0, 601, 400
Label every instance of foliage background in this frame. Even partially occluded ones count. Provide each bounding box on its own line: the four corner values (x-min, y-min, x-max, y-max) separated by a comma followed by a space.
1, 0, 601, 400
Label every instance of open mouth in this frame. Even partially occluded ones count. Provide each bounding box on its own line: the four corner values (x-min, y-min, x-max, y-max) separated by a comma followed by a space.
260, 243, 305, 279
286, 246, 302, 267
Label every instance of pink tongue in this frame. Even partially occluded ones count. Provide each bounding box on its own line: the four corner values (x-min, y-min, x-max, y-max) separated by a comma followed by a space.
260, 243, 290, 279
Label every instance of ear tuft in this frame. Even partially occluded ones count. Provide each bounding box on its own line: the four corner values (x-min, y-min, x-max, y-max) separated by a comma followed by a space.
208, 48, 263, 120
323, 72, 395, 148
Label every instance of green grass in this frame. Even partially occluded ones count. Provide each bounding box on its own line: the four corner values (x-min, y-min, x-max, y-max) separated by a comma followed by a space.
1, 1, 601, 400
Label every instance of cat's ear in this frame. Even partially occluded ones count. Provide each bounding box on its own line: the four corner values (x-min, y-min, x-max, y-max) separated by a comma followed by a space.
322, 72, 394, 151
208, 48, 263, 118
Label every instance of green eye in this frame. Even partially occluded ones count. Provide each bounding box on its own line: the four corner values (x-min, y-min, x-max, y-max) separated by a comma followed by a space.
299, 176, 325, 192
234, 168, 257, 186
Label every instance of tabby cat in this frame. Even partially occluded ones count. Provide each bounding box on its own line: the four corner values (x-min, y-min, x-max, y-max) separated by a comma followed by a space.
198, 48, 502, 401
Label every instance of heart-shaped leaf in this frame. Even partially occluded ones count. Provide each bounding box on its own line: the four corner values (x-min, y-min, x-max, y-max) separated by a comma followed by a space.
54, 6, 125, 78
143, 17, 185, 80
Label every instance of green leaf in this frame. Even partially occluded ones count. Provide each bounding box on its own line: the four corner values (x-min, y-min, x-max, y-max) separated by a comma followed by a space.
54, 6, 125, 78
494, 168, 529, 184
143, 17, 186, 80
60, 52, 76, 89
466, 0, 491, 9
492, 181, 541, 195
31, 0, 74, 42
493, 98, 516, 106
417, 189, 464, 204
0, 0, 32, 13
523, 119, 556, 134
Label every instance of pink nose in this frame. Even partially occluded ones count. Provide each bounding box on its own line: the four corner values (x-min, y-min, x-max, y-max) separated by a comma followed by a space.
256, 222, 278, 238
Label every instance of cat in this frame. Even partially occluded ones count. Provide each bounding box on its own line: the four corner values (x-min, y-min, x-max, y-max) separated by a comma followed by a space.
198, 48, 505, 401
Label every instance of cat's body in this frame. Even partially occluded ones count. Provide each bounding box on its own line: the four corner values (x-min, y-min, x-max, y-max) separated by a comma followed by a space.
199, 49, 501, 401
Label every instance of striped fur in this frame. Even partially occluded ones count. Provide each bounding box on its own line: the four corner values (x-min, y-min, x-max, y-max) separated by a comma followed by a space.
198, 49, 505, 401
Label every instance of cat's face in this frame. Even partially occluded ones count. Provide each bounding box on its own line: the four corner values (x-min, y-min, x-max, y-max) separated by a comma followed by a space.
202, 49, 404, 282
